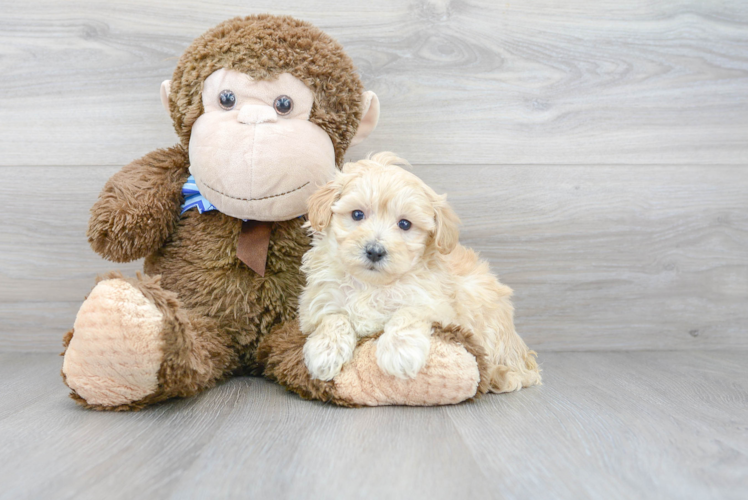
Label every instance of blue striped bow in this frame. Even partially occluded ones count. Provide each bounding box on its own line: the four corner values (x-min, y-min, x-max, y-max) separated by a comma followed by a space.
181, 175, 217, 214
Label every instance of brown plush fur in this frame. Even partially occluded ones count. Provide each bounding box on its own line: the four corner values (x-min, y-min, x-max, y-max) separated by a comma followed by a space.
88, 146, 189, 263
144, 215, 310, 372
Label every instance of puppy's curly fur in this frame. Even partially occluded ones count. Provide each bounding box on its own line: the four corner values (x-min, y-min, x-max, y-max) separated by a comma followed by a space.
300, 153, 541, 392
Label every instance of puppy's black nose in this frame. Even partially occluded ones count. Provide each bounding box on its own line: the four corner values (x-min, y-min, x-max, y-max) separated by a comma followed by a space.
364, 243, 387, 263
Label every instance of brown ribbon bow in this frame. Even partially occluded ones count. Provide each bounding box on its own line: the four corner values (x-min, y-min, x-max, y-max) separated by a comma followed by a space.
236, 220, 274, 276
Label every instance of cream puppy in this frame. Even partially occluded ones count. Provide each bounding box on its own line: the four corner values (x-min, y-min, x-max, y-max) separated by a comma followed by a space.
300, 153, 541, 393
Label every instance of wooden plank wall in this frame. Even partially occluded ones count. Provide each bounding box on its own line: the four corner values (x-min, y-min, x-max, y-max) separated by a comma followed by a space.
1, 0, 746, 352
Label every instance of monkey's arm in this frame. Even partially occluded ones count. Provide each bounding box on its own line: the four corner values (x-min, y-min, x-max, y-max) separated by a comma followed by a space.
88, 145, 189, 262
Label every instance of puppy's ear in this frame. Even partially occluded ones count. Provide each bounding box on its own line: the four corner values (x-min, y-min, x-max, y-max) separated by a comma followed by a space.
432, 195, 460, 254
307, 179, 340, 231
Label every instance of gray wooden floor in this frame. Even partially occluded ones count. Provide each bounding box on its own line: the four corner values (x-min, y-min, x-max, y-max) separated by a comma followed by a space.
0, 351, 745, 500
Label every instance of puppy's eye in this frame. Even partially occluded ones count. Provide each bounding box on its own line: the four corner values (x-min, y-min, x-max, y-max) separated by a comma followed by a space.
273, 95, 293, 115
398, 219, 412, 231
352, 210, 365, 221
219, 90, 236, 110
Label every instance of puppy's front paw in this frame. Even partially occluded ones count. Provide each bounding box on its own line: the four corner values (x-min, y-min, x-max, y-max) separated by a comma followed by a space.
376, 327, 431, 379
303, 318, 356, 381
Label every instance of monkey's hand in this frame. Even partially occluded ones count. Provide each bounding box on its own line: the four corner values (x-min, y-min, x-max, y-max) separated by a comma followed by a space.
87, 145, 189, 262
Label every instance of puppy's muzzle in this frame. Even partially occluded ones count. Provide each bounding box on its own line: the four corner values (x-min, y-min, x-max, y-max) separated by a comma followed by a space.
364, 242, 387, 263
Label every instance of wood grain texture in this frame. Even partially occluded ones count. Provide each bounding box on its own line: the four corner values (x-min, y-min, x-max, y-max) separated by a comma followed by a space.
1, 0, 748, 166
0, 351, 745, 499
1, 164, 746, 352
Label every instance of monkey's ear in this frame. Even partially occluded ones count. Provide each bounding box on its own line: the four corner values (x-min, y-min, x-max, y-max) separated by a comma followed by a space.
432, 196, 461, 254
350, 91, 380, 147
307, 179, 341, 231
160, 80, 172, 113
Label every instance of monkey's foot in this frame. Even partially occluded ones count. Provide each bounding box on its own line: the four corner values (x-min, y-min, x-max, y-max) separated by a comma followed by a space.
62, 278, 165, 409
335, 324, 489, 406
259, 321, 490, 407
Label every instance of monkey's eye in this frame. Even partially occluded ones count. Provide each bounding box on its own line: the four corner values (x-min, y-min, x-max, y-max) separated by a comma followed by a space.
398, 219, 412, 231
219, 90, 236, 110
352, 210, 365, 221
273, 95, 293, 115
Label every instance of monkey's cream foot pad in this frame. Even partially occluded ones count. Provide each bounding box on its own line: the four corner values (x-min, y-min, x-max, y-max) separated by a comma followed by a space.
62, 279, 165, 407
334, 337, 481, 406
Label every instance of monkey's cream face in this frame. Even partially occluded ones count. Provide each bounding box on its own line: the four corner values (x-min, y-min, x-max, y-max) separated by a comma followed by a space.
188, 68, 337, 221
328, 166, 438, 285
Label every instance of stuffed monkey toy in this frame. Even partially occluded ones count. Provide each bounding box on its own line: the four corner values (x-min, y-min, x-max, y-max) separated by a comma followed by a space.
61, 15, 491, 410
